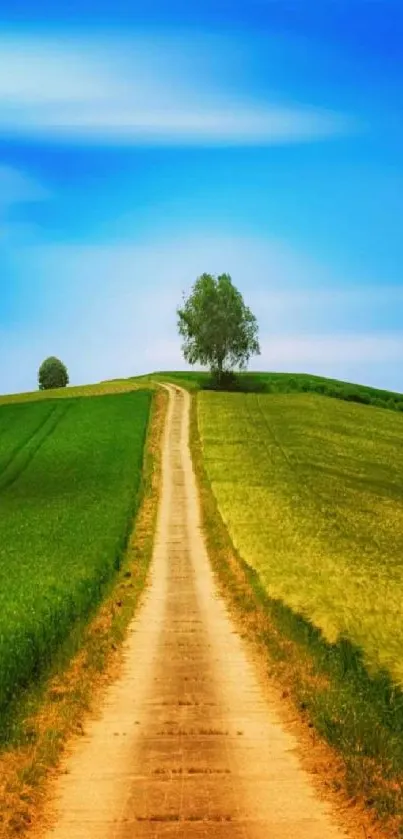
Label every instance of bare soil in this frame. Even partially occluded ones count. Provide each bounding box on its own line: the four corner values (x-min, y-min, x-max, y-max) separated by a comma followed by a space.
43, 385, 349, 838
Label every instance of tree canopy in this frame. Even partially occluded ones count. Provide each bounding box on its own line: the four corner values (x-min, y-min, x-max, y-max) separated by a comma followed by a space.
38, 357, 69, 391
177, 273, 260, 382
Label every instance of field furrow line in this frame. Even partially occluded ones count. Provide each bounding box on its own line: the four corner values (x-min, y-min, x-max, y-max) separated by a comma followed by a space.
0, 404, 58, 481
0, 402, 71, 495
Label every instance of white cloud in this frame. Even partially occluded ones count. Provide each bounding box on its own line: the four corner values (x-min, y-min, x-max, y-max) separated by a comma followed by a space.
0, 36, 114, 103
0, 32, 352, 145
259, 334, 403, 366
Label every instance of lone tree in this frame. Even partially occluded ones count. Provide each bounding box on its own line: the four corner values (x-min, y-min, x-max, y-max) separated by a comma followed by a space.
177, 273, 260, 384
38, 356, 69, 390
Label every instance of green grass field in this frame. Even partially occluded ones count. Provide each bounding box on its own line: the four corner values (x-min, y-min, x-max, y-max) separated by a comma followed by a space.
0, 390, 151, 724
198, 390, 403, 687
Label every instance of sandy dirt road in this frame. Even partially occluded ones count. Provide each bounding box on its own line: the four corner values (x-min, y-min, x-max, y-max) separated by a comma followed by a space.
44, 384, 347, 839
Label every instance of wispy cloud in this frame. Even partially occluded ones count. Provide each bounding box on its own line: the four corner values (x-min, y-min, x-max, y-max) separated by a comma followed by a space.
0, 32, 352, 145
259, 334, 403, 366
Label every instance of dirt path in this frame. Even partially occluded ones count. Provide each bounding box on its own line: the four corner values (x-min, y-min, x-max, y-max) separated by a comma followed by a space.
44, 385, 347, 839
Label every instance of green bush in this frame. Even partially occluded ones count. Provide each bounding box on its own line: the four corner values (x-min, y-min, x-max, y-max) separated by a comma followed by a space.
38, 357, 69, 390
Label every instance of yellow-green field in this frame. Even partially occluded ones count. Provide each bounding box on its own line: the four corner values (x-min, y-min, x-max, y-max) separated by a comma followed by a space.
0, 379, 142, 407
198, 391, 403, 685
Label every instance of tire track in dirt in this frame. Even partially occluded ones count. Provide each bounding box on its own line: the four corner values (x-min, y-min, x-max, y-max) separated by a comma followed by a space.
43, 384, 348, 839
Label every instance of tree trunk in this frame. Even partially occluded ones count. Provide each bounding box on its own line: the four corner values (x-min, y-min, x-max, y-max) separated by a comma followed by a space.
216, 356, 224, 387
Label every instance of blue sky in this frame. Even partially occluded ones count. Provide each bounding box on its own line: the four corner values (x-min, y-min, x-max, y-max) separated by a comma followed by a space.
1, 0, 402, 393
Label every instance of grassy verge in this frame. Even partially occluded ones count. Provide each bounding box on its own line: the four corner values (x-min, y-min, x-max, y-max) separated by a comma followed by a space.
189, 392, 403, 838
0, 388, 167, 839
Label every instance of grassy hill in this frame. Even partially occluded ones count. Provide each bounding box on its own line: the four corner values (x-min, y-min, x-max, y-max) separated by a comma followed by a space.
2, 369, 403, 825
2, 368, 403, 828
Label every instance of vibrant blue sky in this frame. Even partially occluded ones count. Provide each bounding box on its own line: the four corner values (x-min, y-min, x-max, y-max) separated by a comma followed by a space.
1, 0, 402, 393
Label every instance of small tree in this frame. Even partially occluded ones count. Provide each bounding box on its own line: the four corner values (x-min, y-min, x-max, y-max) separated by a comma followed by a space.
38, 356, 69, 390
177, 273, 260, 384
